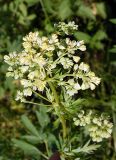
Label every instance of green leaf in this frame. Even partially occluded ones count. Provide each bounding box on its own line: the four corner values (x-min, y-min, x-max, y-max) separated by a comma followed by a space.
109, 45, 116, 53
35, 107, 50, 128
71, 99, 85, 107
77, 5, 95, 20
58, 0, 72, 20
21, 115, 39, 137
12, 139, 40, 158
72, 141, 100, 154
43, 0, 55, 14
22, 135, 42, 144
27, 14, 36, 20
110, 19, 116, 24
74, 32, 91, 43
92, 30, 107, 41
19, 3, 27, 17
24, 0, 40, 7
45, 22, 54, 33
96, 2, 107, 19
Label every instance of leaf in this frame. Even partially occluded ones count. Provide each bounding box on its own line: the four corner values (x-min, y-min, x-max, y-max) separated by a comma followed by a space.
12, 139, 40, 158
74, 32, 91, 43
19, 3, 27, 17
43, 0, 55, 14
77, 5, 95, 20
27, 14, 36, 20
21, 115, 39, 137
71, 99, 85, 107
109, 45, 116, 53
72, 141, 100, 154
24, 0, 40, 7
35, 107, 50, 128
96, 2, 107, 19
110, 19, 116, 24
92, 30, 107, 41
22, 135, 42, 144
45, 22, 54, 33
58, 0, 72, 20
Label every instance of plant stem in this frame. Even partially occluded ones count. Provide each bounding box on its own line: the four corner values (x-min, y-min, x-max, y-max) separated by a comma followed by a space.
44, 140, 50, 157
38, 151, 49, 160
23, 101, 51, 107
40, 0, 50, 23
48, 82, 67, 139
33, 91, 51, 103
48, 82, 59, 104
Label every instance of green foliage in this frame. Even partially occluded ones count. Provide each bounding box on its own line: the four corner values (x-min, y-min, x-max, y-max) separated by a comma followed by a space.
77, 4, 95, 20
72, 141, 100, 154
12, 139, 41, 159
96, 2, 107, 19
21, 115, 40, 137
58, 0, 72, 20
110, 18, 116, 24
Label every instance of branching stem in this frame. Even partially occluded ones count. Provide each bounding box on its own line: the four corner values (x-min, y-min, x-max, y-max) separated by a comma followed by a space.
48, 82, 67, 139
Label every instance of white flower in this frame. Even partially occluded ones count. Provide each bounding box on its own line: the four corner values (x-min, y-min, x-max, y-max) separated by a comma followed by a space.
67, 88, 77, 96
49, 34, 58, 44
33, 56, 46, 67
21, 79, 32, 88
74, 83, 81, 90
76, 41, 86, 51
89, 83, 96, 90
78, 45, 86, 51
8, 66, 13, 71
74, 64, 79, 71
34, 79, 46, 91
67, 79, 75, 85
4, 55, 10, 61
15, 91, 25, 102
81, 81, 89, 90
74, 120, 80, 126
23, 88, 32, 96
28, 71, 35, 80
23, 32, 39, 43
79, 62, 90, 72
91, 76, 101, 85
58, 45, 65, 50
59, 57, 73, 69
73, 56, 80, 63
20, 66, 29, 73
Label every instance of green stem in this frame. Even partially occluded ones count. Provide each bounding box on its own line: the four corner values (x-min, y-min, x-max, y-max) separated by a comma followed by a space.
48, 82, 67, 139
48, 82, 59, 104
23, 101, 51, 107
33, 91, 51, 103
44, 140, 50, 157
40, 0, 50, 23
60, 115, 67, 139
38, 151, 49, 160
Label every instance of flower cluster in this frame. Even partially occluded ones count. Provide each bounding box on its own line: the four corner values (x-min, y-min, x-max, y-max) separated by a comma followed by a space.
73, 110, 113, 142
55, 21, 78, 35
4, 21, 100, 101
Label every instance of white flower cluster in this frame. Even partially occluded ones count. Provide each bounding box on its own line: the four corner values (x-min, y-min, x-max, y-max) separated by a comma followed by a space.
73, 110, 113, 142
4, 21, 100, 101
55, 21, 78, 35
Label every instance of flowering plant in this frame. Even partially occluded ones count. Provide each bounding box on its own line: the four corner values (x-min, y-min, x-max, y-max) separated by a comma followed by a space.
4, 22, 113, 159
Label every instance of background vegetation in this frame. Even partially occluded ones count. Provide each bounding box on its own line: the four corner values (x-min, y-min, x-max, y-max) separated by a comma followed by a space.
0, 0, 116, 159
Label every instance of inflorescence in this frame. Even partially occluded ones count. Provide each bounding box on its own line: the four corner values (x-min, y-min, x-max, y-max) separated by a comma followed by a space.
4, 21, 100, 101
4, 21, 112, 142
73, 110, 113, 142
